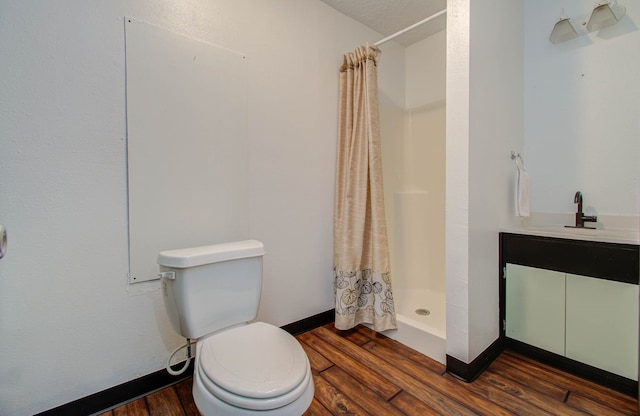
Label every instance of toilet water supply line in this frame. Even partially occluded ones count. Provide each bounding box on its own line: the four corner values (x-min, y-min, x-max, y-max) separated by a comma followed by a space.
158, 270, 195, 376
166, 339, 196, 376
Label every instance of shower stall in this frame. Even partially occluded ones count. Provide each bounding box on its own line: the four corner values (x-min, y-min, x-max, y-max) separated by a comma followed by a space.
379, 29, 447, 363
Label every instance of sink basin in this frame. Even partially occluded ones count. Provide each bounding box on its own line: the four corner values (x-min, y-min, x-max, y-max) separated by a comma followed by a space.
506, 225, 639, 245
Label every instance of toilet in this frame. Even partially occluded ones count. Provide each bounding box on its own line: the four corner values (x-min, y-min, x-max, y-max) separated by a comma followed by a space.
157, 240, 314, 416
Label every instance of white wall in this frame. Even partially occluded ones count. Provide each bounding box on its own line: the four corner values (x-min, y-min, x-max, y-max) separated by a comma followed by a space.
467, 0, 525, 362
0, 1, 389, 414
446, 0, 473, 362
446, 0, 524, 363
524, 0, 640, 217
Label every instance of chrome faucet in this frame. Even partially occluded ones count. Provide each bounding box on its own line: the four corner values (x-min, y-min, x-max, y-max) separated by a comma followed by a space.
566, 191, 597, 229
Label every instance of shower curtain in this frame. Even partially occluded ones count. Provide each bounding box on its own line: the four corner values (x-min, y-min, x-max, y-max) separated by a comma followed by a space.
333, 44, 397, 332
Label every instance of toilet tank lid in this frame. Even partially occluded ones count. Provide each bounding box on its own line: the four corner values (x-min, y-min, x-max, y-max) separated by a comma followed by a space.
158, 240, 264, 268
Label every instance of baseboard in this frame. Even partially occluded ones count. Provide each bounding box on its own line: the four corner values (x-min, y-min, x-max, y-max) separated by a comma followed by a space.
35, 309, 335, 416
281, 309, 335, 335
446, 337, 504, 382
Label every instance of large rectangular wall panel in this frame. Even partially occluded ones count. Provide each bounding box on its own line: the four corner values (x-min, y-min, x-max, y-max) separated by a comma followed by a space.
125, 18, 248, 282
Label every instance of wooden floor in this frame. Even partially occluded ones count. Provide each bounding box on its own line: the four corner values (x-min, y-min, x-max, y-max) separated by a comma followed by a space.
100, 323, 638, 415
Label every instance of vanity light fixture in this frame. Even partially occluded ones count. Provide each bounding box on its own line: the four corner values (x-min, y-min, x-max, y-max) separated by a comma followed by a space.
586, 1, 626, 31
550, 17, 579, 44
549, 1, 626, 44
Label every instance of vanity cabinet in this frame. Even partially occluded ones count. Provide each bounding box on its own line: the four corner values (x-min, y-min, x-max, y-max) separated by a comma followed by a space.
505, 264, 638, 381
500, 232, 640, 394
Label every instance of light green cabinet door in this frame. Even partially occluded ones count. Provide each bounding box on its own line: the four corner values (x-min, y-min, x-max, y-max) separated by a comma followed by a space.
506, 264, 566, 356
565, 274, 639, 381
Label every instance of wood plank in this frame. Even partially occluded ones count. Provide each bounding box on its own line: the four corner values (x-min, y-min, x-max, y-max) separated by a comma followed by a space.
486, 357, 568, 402
389, 391, 441, 416
145, 386, 186, 416
474, 370, 588, 416
354, 325, 447, 375
97, 412, 114, 416
298, 337, 334, 373
566, 392, 635, 416
360, 339, 518, 416
112, 397, 149, 416
313, 373, 371, 415
321, 365, 406, 416
314, 326, 483, 416
174, 379, 199, 416
303, 398, 334, 416
502, 350, 638, 414
441, 372, 555, 416
299, 331, 402, 400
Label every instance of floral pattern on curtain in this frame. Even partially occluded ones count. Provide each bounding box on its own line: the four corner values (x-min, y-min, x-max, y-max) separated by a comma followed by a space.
333, 44, 397, 332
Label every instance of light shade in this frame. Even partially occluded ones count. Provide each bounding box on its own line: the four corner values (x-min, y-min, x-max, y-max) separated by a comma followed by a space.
586, 3, 626, 31
550, 18, 578, 44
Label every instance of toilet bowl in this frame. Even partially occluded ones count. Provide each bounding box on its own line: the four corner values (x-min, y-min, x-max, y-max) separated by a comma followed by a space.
157, 240, 314, 415
192, 322, 314, 415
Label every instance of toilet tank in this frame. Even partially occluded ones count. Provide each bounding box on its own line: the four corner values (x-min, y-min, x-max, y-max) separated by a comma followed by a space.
158, 240, 265, 339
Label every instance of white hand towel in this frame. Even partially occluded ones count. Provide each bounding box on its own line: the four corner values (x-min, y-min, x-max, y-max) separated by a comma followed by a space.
516, 169, 530, 217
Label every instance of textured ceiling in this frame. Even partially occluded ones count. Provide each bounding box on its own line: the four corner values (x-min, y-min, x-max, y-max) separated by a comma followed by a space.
320, 0, 446, 46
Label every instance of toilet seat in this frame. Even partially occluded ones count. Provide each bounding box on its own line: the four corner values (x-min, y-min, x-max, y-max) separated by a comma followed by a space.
198, 322, 311, 410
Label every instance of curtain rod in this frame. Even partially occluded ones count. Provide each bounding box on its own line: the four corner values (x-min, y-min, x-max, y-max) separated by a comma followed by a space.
373, 9, 447, 46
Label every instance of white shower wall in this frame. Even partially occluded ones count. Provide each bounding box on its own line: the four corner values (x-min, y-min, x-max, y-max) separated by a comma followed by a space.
380, 30, 446, 325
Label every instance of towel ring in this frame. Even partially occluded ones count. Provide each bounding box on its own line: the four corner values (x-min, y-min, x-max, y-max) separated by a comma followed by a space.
510, 151, 525, 171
